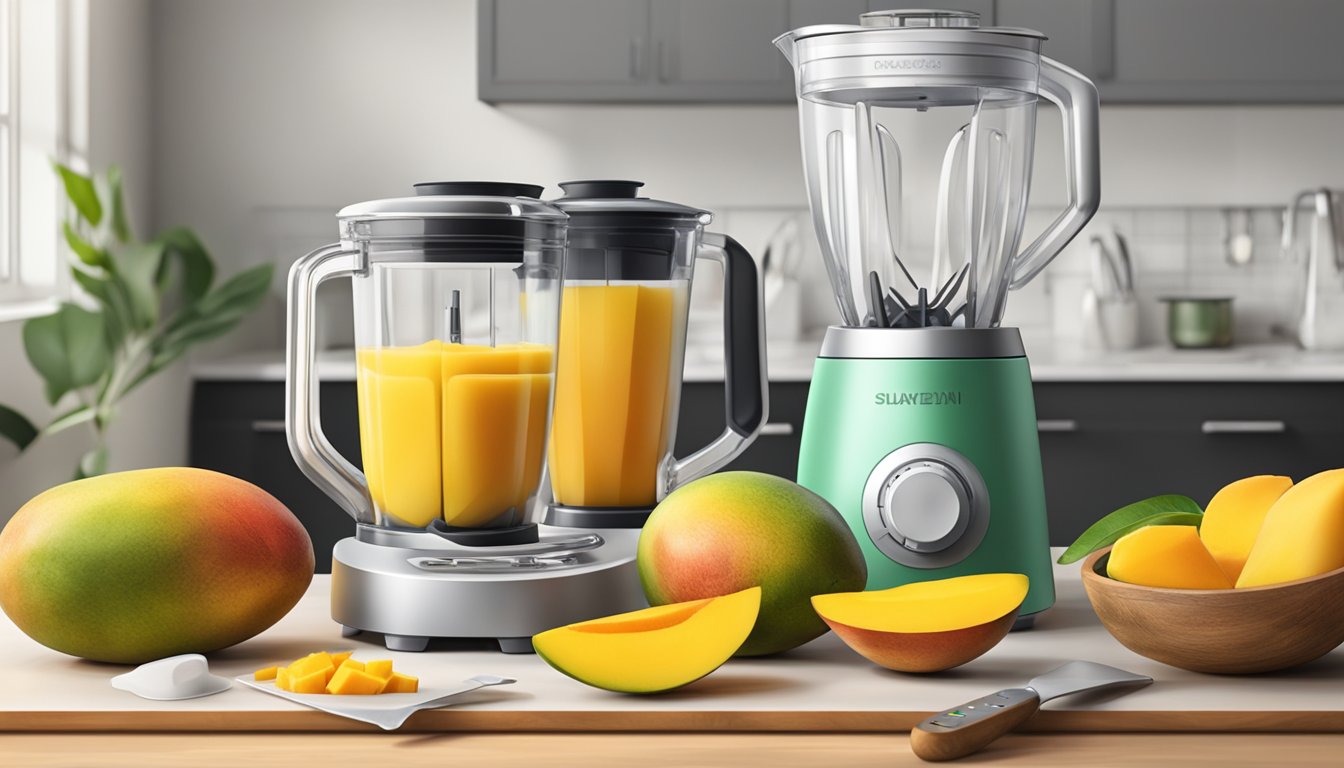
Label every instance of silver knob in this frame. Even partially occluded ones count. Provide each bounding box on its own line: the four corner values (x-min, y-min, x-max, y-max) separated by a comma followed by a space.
879, 462, 970, 553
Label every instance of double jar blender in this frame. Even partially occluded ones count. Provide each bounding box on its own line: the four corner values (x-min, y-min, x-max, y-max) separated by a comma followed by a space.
286, 181, 764, 652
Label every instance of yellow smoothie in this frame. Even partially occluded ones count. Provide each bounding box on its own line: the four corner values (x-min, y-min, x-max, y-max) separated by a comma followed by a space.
548, 283, 683, 507
356, 340, 553, 528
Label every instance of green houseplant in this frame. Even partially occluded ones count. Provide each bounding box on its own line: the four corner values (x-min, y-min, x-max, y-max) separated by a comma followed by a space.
0, 164, 272, 478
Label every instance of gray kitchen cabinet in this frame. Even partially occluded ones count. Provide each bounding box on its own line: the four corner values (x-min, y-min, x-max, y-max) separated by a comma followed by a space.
1101, 0, 1344, 102
648, 0, 792, 101
996, 0, 1111, 82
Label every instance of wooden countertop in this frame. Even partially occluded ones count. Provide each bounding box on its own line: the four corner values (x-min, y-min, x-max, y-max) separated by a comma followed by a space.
2, 550, 1342, 734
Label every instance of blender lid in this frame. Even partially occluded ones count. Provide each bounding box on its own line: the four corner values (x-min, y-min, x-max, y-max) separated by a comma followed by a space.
337, 181, 566, 224
778, 9, 1045, 46
551, 180, 711, 223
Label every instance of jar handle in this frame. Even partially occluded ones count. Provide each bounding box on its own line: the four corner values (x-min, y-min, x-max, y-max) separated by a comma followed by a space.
659, 233, 768, 498
285, 243, 372, 523
1009, 56, 1101, 289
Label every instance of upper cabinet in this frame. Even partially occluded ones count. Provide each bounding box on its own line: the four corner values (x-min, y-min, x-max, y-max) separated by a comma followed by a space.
480, 0, 1344, 104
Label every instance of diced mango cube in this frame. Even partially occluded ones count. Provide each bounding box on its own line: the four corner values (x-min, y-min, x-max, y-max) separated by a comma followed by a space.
365, 660, 394, 680
337, 658, 365, 673
382, 673, 419, 694
326, 666, 386, 695
290, 652, 335, 678
275, 667, 291, 691
253, 665, 279, 682
330, 651, 354, 666
291, 668, 329, 694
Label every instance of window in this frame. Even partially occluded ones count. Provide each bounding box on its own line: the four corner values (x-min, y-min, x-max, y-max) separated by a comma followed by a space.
0, 0, 84, 320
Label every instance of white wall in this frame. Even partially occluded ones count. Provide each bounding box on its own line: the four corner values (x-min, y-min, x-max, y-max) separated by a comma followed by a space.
0, 0, 175, 520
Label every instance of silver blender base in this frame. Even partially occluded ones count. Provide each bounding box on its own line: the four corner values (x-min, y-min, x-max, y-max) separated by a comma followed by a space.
331, 524, 647, 653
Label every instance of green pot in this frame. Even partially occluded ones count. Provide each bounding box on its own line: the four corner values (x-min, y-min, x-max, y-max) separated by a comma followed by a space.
1162, 297, 1233, 348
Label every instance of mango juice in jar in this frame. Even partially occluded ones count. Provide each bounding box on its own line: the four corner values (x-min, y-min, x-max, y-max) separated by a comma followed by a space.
356, 340, 553, 528
547, 283, 684, 507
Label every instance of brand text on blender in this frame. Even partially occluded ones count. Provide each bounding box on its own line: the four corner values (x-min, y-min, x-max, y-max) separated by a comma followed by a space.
874, 392, 962, 406
873, 58, 943, 71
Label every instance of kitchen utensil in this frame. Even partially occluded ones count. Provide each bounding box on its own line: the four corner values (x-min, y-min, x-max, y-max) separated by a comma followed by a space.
776, 8, 1100, 624
1283, 188, 1344, 350
1082, 548, 1344, 674
1089, 235, 1125, 300
238, 674, 515, 731
542, 180, 765, 524
910, 660, 1152, 761
1160, 296, 1233, 348
286, 182, 645, 654
110, 654, 233, 701
1082, 289, 1140, 352
1112, 230, 1134, 295
1224, 208, 1254, 266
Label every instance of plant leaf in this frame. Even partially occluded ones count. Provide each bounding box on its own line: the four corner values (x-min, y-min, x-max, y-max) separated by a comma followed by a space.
191, 263, 273, 318
107, 165, 133, 243
22, 303, 111, 405
1057, 494, 1205, 564
63, 222, 109, 268
155, 227, 215, 302
55, 164, 103, 227
0, 403, 39, 451
71, 267, 132, 350
75, 445, 108, 480
41, 405, 96, 437
113, 241, 166, 329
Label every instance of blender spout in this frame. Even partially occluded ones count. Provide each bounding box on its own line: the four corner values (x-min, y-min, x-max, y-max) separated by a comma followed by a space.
772, 31, 798, 67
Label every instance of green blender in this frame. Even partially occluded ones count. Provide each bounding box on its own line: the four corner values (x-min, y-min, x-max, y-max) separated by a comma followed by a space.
775, 9, 1101, 626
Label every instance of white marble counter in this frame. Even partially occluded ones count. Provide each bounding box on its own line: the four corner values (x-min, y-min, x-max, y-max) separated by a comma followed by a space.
191, 339, 1344, 384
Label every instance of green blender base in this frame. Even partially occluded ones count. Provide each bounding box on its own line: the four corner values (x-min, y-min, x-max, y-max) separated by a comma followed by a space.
797, 330, 1055, 624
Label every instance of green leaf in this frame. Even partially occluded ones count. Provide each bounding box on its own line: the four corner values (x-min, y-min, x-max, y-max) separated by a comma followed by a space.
0, 403, 39, 450
63, 222, 108, 268
55, 164, 103, 227
107, 165, 133, 243
22, 303, 111, 405
41, 405, 96, 437
191, 263, 273, 318
155, 227, 215, 302
71, 267, 131, 350
75, 446, 108, 480
113, 241, 166, 329
1058, 494, 1205, 565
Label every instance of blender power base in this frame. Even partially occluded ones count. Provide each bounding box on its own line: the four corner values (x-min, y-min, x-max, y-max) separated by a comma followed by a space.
330, 525, 646, 654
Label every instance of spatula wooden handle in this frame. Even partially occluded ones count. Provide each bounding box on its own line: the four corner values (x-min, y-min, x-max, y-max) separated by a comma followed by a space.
910, 687, 1041, 762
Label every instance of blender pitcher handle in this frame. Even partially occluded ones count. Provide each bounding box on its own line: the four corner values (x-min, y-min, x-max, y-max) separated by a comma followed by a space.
660, 233, 769, 497
285, 243, 373, 523
1009, 57, 1101, 289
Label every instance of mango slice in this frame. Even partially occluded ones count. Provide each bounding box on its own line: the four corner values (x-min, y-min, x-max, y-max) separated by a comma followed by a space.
1238, 469, 1344, 588
260, 651, 415, 694
812, 574, 1028, 673
1108, 525, 1233, 589
1200, 475, 1292, 582
532, 586, 761, 694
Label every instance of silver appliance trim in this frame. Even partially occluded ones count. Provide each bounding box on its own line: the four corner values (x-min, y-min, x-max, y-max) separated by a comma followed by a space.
817, 326, 1026, 359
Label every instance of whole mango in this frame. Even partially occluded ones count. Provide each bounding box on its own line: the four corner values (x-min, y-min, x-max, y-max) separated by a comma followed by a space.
0, 467, 313, 663
638, 471, 867, 656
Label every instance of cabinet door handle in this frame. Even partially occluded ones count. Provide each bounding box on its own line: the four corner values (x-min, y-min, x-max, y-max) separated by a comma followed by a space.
759, 422, 794, 437
1201, 420, 1287, 434
630, 37, 646, 80
1037, 419, 1078, 433
252, 419, 287, 434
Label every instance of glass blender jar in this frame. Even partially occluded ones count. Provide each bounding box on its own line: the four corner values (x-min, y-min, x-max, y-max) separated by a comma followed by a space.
288, 182, 564, 534
543, 180, 767, 526
776, 10, 1101, 626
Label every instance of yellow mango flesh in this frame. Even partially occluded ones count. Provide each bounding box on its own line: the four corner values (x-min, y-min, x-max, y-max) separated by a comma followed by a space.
810, 574, 1028, 633
327, 666, 387, 695
1108, 525, 1233, 589
532, 587, 761, 694
811, 574, 1027, 673
1237, 468, 1344, 588
262, 651, 413, 694
1199, 475, 1292, 582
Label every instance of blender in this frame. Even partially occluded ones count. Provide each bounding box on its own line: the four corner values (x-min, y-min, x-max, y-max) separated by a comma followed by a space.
286, 182, 645, 653
543, 180, 767, 527
775, 9, 1101, 625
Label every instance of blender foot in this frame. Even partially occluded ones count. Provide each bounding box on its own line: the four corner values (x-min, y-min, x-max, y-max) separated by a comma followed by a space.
497, 637, 535, 654
384, 634, 430, 652
1012, 614, 1037, 631
340, 625, 361, 638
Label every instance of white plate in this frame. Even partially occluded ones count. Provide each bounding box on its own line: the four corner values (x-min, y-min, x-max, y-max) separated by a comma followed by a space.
236, 674, 515, 730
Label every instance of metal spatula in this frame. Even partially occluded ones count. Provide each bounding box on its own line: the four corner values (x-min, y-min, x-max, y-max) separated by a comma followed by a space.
910, 661, 1152, 762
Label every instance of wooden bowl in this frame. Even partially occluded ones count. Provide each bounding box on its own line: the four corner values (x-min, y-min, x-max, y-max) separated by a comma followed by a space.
1081, 547, 1344, 674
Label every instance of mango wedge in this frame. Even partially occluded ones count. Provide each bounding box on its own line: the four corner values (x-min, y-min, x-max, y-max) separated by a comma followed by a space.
533, 587, 761, 694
